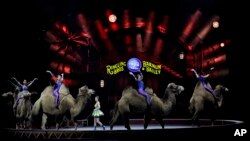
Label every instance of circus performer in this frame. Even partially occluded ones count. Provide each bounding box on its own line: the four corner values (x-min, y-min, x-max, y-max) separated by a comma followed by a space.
11, 77, 38, 109
46, 70, 64, 109
191, 68, 216, 97
129, 71, 151, 106
92, 96, 105, 130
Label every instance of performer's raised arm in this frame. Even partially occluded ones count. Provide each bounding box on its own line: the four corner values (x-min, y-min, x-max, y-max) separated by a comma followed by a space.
8, 80, 19, 90
202, 74, 210, 78
46, 70, 57, 82
46, 70, 55, 77
27, 78, 38, 87
11, 77, 22, 87
129, 72, 138, 81
191, 68, 199, 78
60, 73, 64, 81
138, 71, 143, 80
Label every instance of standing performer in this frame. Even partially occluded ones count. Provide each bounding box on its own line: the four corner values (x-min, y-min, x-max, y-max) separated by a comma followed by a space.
92, 96, 105, 130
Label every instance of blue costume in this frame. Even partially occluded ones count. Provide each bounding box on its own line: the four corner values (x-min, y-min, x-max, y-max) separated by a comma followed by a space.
46, 70, 64, 108
130, 72, 151, 106
198, 75, 216, 97
11, 77, 37, 109
14, 85, 29, 109
137, 81, 151, 105
22, 85, 29, 92
53, 80, 62, 108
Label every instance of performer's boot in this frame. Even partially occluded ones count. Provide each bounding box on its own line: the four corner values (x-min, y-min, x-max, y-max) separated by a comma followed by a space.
102, 125, 105, 130
94, 126, 96, 130
146, 95, 151, 107
146, 105, 151, 114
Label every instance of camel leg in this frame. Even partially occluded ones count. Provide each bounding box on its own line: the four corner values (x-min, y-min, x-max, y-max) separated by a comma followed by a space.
64, 114, 71, 128
73, 118, 78, 130
56, 123, 59, 130
210, 108, 217, 126
144, 113, 152, 129
155, 116, 164, 129
67, 120, 70, 128
16, 120, 19, 129
26, 119, 31, 129
41, 113, 48, 130
23, 120, 26, 129
123, 114, 131, 130
15, 116, 19, 129
56, 115, 64, 130
191, 101, 203, 127
192, 110, 200, 127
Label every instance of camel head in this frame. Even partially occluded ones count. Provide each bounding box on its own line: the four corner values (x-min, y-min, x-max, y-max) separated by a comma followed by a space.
215, 85, 229, 91
167, 82, 185, 95
2, 91, 14, 97
214, 85, 228, 107
78, 85, 95, 97
214, 85, 229, 96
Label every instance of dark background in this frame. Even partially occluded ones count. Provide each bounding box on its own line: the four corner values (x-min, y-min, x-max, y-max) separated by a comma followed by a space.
0, 0, 248, 129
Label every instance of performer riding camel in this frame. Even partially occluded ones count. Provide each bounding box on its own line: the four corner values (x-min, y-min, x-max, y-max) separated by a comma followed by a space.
191, 68, 218, 100
11, 77, 38, 109
129, 71, 151, 106
46, 70, 64, 109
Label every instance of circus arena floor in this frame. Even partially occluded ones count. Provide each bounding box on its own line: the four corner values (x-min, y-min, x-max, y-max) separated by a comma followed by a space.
0, 119, 245, 140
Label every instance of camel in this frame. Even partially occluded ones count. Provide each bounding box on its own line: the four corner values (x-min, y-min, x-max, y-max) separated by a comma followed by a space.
109, 82, 184, 130
31, 84, 94, 130
189, 81, 229, 126
2, 90, 38, 129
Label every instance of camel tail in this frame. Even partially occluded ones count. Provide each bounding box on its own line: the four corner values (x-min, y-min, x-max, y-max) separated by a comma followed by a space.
188, 96, 195, 114
109, 102, 120, 129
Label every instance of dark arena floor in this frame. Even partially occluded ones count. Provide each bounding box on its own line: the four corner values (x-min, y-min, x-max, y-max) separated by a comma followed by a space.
0, 119, 245, 140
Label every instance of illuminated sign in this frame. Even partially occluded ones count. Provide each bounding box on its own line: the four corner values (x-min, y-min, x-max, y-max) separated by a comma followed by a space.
127, 58, 142, 72
142, 61, 161, 75
106, 62, 126, 75
106, 59, 161, 75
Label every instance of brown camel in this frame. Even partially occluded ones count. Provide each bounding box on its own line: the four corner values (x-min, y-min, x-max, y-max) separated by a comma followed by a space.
2, 90, 38, 129
109, 82, 184, 130
31, 84, 94, 130
189, 81, 229, 126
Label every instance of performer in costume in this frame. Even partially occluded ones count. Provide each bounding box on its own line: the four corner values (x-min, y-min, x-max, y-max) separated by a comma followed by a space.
92, 96, 105, 130
129, 71, 151, 106
191, 68, 216, 97
11, 77, 38, 109
46, 70, 64, 109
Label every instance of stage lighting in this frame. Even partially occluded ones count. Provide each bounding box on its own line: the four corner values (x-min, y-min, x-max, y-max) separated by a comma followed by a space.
100, 80, 105, 88
220, 42, 225, 47
212, 21, 219, 28
179, 52, 184, 60
109, 14, 117, 23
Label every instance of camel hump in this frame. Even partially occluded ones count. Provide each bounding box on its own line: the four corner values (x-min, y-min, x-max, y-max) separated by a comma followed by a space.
41, 86, 53, 96
59, 84, 70, 96
122, 86, 155, 96
145, 87, 154, 95
123, 86, 134, 92
18, 91, 31, 98
122, 86, 137, 96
